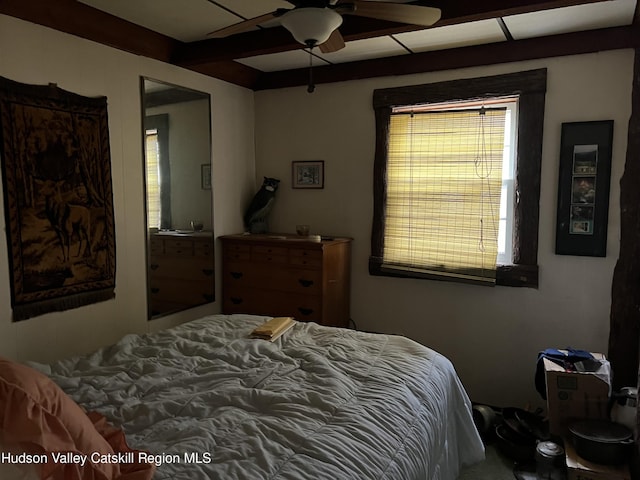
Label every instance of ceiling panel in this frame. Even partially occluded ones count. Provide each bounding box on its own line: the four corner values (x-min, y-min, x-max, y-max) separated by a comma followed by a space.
315, 36, 409, 64
78, 0, 239, 42
504, 0, 637, 40
238, 35, 412, 72
213, 0, 292, 18
395, 19, 507, 53
237, 49, 330, 72
213, 0, 292, 30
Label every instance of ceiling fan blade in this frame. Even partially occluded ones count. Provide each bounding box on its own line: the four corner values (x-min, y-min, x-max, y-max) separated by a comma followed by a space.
319, 29, 345, 53
346, 1, 441, 27
207, 12, 281, 38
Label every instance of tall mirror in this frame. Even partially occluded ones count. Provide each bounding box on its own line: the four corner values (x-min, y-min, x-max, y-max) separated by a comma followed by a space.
141, 78, 214, 319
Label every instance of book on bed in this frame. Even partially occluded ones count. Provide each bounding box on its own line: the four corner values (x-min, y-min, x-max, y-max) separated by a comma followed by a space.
250, 316, 295, 341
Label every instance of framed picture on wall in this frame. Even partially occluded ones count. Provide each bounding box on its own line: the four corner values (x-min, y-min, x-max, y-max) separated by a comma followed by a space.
292, 160, 324, 189
555, 120, 613, 257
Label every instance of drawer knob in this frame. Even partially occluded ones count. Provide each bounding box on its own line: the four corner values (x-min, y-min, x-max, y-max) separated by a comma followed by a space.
203, 294, 214, 302
298, 307, 314, 316
231, 297, 243, 305
151, 287, 159, 294
298, 279, 314, 288
230, 271, 243, 279
150, 264, 159, 270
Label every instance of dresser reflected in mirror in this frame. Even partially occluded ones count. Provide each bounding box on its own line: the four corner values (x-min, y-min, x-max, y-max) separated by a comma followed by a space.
141, 78, 214, 319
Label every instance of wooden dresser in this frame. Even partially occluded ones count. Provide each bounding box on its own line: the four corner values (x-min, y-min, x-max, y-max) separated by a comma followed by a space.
220, 233, 352, 327
148, 232, 215, 316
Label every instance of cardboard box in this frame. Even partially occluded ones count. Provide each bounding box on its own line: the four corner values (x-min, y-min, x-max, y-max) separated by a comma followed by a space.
564, 436, 631, 480
544, 352, 611, 436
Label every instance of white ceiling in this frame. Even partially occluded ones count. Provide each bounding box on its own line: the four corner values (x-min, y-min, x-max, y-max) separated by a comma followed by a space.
79, 0, 637, 72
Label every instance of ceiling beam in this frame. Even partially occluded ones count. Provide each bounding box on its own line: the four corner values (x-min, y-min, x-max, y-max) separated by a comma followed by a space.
0, 0, 261, 88
0, 0, 177, 62
173, 0, 610, 65
254, 24, 640, 91
0, 0, 629, 91
183, 61, 262, 89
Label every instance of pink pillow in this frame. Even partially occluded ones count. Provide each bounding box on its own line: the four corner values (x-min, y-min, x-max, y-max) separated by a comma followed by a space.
0, 357, 154, 480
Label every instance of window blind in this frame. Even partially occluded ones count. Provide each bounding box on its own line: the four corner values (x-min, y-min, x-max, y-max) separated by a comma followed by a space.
145, 129, 161, 229
383, 108, 507, 284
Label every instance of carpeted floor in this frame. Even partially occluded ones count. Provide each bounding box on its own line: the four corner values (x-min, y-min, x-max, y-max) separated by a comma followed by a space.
458, 443, 518, 480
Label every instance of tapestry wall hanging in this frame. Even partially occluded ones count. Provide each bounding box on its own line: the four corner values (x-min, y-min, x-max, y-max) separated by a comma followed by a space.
0, 76, 116, 321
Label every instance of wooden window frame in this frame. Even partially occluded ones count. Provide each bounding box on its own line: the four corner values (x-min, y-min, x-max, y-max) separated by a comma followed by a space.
370, 69, 547, 288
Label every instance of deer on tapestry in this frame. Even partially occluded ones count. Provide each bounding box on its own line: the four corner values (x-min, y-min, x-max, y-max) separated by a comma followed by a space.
43, 181, 92, 263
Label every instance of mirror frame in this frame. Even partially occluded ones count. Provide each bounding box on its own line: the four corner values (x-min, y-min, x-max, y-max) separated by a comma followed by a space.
140, 77, 214, 320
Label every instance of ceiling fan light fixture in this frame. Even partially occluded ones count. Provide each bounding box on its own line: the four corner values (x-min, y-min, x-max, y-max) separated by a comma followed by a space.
280, 7, 343, 46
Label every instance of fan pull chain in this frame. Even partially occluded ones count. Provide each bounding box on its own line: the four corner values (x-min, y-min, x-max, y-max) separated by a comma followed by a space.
307, 43, 315, 93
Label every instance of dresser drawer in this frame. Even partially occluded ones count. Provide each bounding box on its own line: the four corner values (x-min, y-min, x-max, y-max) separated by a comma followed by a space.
289, 248, 323, 267
149, 237, 164, 255
223, 243, 251, 261
194, 240, 213, 257
150, 278, 214, 304
223, 263, 321, 294
150, 299, 191, 316
224, 250, 250, 261
150, 256, 214, 280
251, 245, 287, 263
223, 287, 322, 323
164, 238, 194, 256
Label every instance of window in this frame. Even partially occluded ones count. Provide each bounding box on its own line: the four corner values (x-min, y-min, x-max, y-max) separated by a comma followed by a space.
145, 128, 161, 229
370, 69, 547, 287
384, 100, 516, 284
497, 102, 516, 266
144, 114, 171, 230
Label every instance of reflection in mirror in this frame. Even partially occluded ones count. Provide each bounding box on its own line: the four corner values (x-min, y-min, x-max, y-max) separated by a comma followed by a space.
141, 78, 214, 319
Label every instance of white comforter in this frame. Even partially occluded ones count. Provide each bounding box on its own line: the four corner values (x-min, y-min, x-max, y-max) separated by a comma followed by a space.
33, 314, 484, 480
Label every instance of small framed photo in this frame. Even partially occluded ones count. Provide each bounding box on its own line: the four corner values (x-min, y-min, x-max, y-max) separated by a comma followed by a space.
292, 161, 324, 189
201, 163, 211, 190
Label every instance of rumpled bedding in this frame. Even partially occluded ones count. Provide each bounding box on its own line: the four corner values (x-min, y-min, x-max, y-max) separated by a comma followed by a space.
30, 314, 484, 480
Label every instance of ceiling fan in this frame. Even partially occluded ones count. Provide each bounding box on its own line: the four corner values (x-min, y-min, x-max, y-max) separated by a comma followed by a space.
208, 0, 442, 54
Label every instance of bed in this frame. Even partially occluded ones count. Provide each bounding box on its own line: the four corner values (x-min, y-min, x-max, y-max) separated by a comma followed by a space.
2, 314, 484, 480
